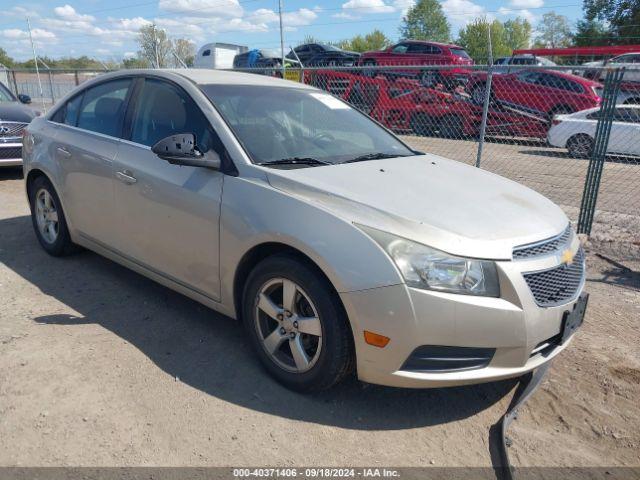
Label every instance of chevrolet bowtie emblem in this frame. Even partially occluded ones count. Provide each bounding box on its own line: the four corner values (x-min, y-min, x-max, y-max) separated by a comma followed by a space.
561, 249, 575, 265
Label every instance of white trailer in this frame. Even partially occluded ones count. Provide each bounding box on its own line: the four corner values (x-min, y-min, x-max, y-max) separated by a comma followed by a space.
194, 43, 248, 69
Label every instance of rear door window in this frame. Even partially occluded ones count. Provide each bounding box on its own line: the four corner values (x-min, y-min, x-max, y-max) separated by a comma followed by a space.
76, 79, 132, 137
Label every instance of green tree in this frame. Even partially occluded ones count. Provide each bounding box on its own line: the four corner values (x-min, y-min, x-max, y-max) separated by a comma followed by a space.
137, 23, 172, 68
583, 0, 639, 44
535, 11, 573, 48
573, 19, 612, 46
299, 35, 323, 45
399, 0, 450, 43
337, 29, 391, 52
457, 18, 511, 63
0, 47, 15, 68
172, 38, 196, 67
503, 18, 532, 51
123, 56, 151, 68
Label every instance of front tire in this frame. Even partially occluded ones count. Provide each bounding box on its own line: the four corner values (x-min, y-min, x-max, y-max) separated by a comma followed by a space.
29, 176, 76, 256
242, 254, 354, 392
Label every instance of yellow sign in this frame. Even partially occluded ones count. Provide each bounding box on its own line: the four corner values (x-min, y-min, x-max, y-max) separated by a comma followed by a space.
283, 69, 302, 83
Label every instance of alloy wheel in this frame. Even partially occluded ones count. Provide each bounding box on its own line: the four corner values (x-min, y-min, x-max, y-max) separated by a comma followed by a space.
35, 188, 59, 244
254, 278, 323, 373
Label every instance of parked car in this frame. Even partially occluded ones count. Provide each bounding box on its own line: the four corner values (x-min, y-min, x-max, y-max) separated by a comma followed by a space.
24, 69, 587, 391
493, 55, 557, 74
548, 105, 640, 157
0, 81, 38, 167
468, 69, 603, 120
581, 52, 640, 83
233, 49, 300, 72
286, 43, 359, 67
359, 41, 473, 87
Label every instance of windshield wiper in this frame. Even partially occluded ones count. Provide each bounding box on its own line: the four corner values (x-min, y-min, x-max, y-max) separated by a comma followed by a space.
256, 157, 332, 167
342, 152, 409, 164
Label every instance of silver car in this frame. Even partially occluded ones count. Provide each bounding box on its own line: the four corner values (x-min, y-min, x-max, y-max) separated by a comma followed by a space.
22, 69, 587, 391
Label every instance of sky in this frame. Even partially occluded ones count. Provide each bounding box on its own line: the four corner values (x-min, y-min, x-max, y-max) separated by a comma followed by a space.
0, 0, 585, 61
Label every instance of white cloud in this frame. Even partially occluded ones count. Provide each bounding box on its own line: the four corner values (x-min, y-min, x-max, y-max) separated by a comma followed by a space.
508, 0, 543, 8
158, 0, 244, 18
393, 0, 415, 14
53, 4, 95, 22
1, 28, 56, 40
441, 0, 486, 26
341, 0, 395, 14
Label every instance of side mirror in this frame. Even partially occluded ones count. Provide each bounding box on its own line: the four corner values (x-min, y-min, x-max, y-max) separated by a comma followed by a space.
151, 133, 221, 170
18, 94, 31, 104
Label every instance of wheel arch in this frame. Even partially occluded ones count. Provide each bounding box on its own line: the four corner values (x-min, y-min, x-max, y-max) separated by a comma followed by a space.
232, 241, 349, 326
25, 168, 49, 200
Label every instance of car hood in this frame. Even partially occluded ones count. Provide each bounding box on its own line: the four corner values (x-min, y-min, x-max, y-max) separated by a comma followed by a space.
266, 154, 568, 260
0, 102, 37, 122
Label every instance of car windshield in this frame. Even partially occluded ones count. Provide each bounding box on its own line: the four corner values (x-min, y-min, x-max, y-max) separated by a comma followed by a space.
0, 83, 15, 102
199, 85, 414, 165
450, 48, 470, 59
321, 44, 342, 52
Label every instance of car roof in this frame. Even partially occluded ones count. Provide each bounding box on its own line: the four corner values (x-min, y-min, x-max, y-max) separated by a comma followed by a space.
400, 40, 464, 49
518, 68, 602, 86
90, 68, 315, 89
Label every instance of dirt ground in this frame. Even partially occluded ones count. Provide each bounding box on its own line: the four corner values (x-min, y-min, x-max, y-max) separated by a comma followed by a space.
0, 165, 639, 469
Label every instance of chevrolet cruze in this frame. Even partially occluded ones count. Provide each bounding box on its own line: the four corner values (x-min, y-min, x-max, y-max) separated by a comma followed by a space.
22, 69, 587, 392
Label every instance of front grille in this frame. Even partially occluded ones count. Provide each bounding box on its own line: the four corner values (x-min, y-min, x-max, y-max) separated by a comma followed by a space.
0, 146, 22, 159
513, 225, 572, 260
0, 121, 27, 138
523, 248, 585, 307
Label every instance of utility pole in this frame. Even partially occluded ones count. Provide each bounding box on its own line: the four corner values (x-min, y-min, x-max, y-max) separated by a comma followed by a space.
152, 24, 160, 68
26, 17, 47, 113
278, 0, 285, 76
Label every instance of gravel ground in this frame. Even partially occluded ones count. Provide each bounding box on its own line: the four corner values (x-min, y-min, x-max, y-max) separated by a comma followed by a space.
0, 163, 639, 469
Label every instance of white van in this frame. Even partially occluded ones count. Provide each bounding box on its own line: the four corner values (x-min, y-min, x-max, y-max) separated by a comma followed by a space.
194, 43, 248, 69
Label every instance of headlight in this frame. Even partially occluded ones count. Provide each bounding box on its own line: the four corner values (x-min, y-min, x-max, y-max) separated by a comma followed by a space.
359, 225, 500, 297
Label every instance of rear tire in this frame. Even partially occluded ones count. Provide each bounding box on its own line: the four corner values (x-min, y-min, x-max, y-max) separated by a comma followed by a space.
566, 134, 594, 158
242, 254, 355, 392
420, 70, 442, 88
29, 176, 77, 256
471, 84, 489, 105
362, 59, 377, 77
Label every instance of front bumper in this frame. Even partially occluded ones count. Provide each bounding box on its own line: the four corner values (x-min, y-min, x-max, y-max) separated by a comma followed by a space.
0, 143, 23, 167
340, 237, 585, 388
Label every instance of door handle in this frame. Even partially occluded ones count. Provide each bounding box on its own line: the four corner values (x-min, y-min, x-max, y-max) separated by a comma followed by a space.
115, 170, 137, 185
56, 146, 71, 158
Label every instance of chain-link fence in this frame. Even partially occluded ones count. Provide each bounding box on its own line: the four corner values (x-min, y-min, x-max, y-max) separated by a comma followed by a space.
286, 64, 639, 265
2, 63, 639, 265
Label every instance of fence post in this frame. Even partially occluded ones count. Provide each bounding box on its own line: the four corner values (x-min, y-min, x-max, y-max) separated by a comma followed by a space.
11, 70, 18, 96
74, 70, 79, 86
47, 69, 55, 104
577, 67, 624, 235
475, 25, 493, 168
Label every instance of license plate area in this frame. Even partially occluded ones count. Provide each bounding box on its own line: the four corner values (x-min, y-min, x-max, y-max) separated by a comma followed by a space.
561, 293, 589, 344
